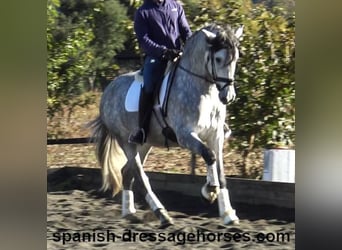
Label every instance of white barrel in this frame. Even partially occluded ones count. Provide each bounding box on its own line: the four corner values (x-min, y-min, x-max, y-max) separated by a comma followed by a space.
263, 149, 295, 183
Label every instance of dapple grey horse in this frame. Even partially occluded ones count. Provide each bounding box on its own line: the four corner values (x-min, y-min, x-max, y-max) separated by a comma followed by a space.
89, 24, 243, 228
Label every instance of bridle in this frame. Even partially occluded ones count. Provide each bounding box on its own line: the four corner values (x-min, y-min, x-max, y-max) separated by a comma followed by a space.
178, 48, 235, 92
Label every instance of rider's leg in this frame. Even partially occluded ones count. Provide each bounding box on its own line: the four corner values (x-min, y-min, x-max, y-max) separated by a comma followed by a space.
128, 89, 154, 144
129, 57, 167, 144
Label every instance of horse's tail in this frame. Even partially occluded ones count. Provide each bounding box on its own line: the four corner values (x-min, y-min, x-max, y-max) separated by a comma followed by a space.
88, 116, 126, 196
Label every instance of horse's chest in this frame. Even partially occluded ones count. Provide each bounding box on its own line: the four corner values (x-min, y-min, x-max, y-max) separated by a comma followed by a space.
197, 99, 224, 130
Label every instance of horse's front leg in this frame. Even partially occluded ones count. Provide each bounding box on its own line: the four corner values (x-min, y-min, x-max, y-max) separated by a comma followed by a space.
177, 132, 220, 203
208, 129, 239, 225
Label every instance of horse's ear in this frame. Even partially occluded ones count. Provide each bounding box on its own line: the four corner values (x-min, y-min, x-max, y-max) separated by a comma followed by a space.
202, 29, 217, 42
234, 25, 244, 39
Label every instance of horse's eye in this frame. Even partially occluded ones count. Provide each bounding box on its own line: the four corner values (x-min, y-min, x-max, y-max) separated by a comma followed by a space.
215, 58, 222, 64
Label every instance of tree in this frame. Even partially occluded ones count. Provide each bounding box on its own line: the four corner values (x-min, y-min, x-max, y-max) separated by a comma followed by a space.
47, 0, 129, 125
47, 0, 94, 121
230, 5, 295, 176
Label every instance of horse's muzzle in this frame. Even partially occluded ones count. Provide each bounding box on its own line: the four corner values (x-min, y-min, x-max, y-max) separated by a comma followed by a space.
220, 96, 228, 105
219, 94, 236, 105
219, 84, 236, 105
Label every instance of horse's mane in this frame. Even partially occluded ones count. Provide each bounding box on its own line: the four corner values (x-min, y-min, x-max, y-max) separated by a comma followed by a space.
184, 23, 239, 64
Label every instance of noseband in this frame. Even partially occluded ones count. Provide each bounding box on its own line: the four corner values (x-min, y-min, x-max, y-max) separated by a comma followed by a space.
178, 48, 234, 92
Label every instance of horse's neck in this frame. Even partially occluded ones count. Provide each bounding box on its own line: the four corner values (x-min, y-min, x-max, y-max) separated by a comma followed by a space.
174, 58, 215, 97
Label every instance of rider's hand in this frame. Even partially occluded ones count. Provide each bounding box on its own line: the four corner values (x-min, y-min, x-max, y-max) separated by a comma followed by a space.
163, 49, 181, 61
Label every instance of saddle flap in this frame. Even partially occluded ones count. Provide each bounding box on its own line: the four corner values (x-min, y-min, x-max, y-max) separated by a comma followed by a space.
125, 71, 171, 113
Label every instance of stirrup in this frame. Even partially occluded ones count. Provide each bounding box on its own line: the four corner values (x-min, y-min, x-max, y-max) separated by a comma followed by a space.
128, 129, 146, 145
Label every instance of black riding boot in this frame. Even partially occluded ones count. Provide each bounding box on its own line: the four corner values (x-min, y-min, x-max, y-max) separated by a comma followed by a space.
128, 89, 154, 145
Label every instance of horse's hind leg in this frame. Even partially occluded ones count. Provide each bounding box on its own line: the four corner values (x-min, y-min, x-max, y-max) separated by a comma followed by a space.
121, 144, 173, 228
120, 143, 138, 218
120, 142, 152, 218
121, 160, 137, 217
133, 145, 174, 228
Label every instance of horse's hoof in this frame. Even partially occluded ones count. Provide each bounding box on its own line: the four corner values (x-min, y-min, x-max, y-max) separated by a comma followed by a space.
122, 209, 137, 218
155, 208, 174, 229
209, 192, 218, 203
201, 185, 219, 204
123, 213, 142, 223
200, 193, 213, 206
159, 219, 174, 229
222, 210, 239, 225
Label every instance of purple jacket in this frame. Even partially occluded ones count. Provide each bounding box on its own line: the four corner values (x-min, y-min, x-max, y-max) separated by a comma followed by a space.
134, 0, 192, 58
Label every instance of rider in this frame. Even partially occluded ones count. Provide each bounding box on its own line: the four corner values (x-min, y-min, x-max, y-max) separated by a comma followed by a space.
128, 0, 192, 145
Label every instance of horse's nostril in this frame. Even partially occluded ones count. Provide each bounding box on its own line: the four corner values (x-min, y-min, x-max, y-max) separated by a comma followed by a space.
220, 97, 228, 104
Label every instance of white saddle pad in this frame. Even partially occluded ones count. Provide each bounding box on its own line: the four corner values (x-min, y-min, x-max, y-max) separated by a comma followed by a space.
125, 72, 170, 112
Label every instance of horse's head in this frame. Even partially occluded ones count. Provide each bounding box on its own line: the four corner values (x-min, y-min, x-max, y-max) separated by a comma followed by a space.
201, 24, 243, 104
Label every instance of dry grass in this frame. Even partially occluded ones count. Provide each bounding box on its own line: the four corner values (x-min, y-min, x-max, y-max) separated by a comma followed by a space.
47, 92, 264, 178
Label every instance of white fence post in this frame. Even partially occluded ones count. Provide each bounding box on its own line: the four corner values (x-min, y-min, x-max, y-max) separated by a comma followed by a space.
263, 149, 295, 183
